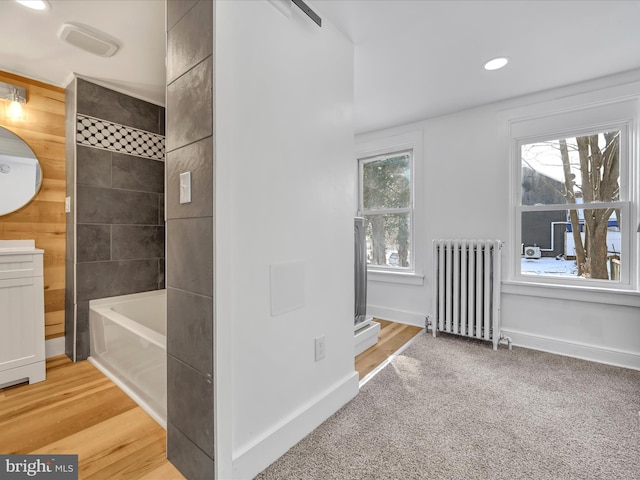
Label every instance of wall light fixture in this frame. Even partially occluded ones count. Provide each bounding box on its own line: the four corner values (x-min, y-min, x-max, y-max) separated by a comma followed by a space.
0, 81, 27, 120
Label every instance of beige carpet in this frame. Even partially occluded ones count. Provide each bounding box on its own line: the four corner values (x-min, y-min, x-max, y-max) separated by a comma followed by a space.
257, 333, 640, 480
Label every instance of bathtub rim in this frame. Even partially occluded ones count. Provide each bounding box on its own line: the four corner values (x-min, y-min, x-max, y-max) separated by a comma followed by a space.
89, 289, 166, 350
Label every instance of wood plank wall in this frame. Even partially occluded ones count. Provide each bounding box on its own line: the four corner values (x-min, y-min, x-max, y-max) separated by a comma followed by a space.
0, 71, 66, 340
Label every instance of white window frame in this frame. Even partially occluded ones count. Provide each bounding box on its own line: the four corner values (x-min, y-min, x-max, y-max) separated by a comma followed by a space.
356, 131, 424, 285
358, 150, 414, 269
507, 98, 639, 299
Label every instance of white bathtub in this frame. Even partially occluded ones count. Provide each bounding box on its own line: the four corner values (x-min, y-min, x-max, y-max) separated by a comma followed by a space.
88, 289, 166, 428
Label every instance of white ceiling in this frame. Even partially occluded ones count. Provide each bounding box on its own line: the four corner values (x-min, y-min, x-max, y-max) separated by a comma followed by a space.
0, 0, 166, 105
2, 0, 640, 134
316, 0, 640, 133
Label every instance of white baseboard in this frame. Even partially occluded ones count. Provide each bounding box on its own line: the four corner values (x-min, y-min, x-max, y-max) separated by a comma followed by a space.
367, 305, 425, 328
502, 328, 640, 371
45, 337, 66, 358
231, 371, 359, 480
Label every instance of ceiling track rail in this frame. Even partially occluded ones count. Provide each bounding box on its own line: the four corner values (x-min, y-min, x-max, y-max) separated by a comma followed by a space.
292, 0, 322, 27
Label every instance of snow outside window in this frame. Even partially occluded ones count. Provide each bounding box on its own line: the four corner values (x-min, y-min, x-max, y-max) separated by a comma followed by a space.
516, 126, 633, 288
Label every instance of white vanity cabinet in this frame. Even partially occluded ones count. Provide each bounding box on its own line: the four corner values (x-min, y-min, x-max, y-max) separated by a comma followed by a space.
0, 240, 46, 388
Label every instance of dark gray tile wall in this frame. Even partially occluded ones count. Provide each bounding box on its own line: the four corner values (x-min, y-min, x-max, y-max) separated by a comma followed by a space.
76, 78, 164, 135
66, 79, 166, 361
167, 356, 214, 457
76, 146, 111, 187
166, 0, 216, 476
166, 137, 213, 219
76, 259, 163, 301
77, 225, 110, 262
167, 288, 213, 376
167, 0, 214, 84
166, 218, 213, 297
112, 226, 165, 260
77, 185, 160, 225
64, 257, 74, 359
167, 422, 215, 480
65, 79, 76, 360
166, 57, 213, 152
112, 154, 165, 193
76, 301, 90, 361
167, 0, 200, 30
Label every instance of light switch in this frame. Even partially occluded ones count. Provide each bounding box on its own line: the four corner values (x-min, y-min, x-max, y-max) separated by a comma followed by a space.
65, 196, 71, 213
180, 171, 192, 204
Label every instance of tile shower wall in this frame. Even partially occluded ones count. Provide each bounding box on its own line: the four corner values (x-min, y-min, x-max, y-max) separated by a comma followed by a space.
66, 78, 166, 361
65, 78, 76, 359
165, 1, 215, 478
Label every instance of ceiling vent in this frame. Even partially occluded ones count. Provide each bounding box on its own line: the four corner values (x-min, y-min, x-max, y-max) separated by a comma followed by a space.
58, 23, 119, 58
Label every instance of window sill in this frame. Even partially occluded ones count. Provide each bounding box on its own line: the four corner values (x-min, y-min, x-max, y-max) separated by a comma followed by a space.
368, 270, 424, 286
502, 280, 640, 307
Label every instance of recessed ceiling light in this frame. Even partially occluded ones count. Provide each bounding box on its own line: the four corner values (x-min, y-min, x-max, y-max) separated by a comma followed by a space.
15, 0, 50, 10
484, 57, 509, 71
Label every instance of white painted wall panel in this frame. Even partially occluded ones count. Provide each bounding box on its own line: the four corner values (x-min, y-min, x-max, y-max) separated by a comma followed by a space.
215, 1, 357, 478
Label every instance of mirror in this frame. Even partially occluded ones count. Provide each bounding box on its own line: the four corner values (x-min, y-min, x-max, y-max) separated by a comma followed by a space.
0, 126, 42, 216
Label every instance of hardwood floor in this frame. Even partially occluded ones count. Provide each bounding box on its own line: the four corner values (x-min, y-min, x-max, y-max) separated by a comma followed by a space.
0, 320, 420, 479
0, 356, 185, 480
355, 319, 424, 380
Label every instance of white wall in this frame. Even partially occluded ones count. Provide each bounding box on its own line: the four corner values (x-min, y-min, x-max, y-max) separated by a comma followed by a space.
360, 70, 640, 371
215, 2, 357, 478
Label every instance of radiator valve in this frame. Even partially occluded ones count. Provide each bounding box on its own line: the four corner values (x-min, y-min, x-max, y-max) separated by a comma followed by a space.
499, 334, 513, 351
425, 316, 433, 332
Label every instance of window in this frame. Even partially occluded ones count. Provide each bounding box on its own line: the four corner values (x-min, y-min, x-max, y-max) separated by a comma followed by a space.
515, 124, 633, 288
358, 150, 414, 271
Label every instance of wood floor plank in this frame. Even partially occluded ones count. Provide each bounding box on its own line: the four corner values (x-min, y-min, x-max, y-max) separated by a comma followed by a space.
0, 384, 137, 454
138, 461, 189, 480
373, 319, 393, 330
376, 321, 412, 342
356, 323, 412, 362
0, 374, 118, 422
1, 359, 107, 403
43, 355, 77, 371
355, 330, 421, 378
0, 355, 186, 479
82, 437, 167, 480
355, 319, 423, 379
31, 408, 165, 478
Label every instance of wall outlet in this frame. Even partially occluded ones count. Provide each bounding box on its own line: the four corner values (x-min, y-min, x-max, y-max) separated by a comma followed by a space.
314, 335, 325, 362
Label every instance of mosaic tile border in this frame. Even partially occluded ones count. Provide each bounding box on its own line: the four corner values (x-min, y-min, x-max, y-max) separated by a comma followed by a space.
76, 114, 165, 161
